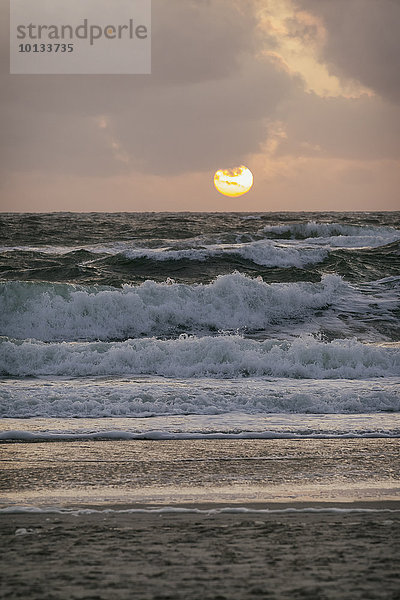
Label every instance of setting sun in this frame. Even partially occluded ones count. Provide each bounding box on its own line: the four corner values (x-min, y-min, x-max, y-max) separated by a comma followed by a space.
214, 165, 254, 197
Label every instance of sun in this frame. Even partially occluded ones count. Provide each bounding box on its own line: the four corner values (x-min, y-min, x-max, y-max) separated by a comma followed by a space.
214, 165, 254, 197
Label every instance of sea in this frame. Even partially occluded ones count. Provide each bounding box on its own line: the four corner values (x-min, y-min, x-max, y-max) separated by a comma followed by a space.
0, 211, 399, 508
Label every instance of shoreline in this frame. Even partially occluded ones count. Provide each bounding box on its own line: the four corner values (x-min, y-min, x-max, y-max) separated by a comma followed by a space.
2, 499, 400, 513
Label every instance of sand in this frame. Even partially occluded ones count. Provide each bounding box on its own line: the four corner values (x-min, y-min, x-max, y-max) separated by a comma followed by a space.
1, 439, 399, 598
1, 504, 399, 600
1, 438, 399, 506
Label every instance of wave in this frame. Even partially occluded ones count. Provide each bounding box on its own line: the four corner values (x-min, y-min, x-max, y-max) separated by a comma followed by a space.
2, 222, 398, 259
324, 242, 400, 283
116, 241, 328, 268
262, 221, 400, 245
119, 241, 328, 267
1, 222, 398, 291
1, 335, 399, 379
0, 239, 329, 268
0, 274, 344, 342
1, 377, 398, 417
1, 242, 398, 291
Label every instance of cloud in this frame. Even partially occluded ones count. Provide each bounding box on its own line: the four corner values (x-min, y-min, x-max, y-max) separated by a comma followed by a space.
254, 0, 366, 98
151, 0, 258, 85
251, 155, 400, 211
111, 55, 294, 175
294, 0, 400, 103
0, 0, 294, 178
275, 92, 400, 161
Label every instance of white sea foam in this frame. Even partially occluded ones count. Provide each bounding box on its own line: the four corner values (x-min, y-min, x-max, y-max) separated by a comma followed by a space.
1, 335, 398, 379
301, 235, 399, 249
262, 222, 400, 247
0, 506, 397, 514
118, 240, 328, 267
0, 274, 345, 342
1, 377, 398, 417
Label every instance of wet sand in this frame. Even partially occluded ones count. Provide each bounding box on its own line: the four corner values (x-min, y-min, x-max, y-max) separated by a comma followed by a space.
1, 438, 399, 506
1, 505, 399, 600
1, 438, 399, 598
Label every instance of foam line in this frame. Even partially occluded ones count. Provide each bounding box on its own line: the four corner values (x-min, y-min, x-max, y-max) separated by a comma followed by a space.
1, 506, 399, 515
1, 430, 399, 442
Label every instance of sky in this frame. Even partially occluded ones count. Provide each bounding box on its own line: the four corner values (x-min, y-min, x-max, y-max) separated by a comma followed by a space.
1, 0, 399, 212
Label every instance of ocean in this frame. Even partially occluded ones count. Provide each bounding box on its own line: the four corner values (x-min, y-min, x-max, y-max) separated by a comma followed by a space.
0, 211, 399, 507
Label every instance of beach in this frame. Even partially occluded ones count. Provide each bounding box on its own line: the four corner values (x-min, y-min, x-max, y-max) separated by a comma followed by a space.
1, 212, 399, 598
1, 438, 399, 506
1, 504, 399, 599
1, 437, 399, 599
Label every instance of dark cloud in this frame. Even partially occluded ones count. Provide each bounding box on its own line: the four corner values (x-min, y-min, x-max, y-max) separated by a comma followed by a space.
112, 56, 293, 174
151, 0, 259, 84
0, 0, 294, 177
295, 0, 400, 103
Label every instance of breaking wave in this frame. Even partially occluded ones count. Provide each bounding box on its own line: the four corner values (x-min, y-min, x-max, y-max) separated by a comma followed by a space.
1, 335, 399, 379
0, 274, 345, 342
1, 377, 399, 417
262, 221, 400, 247
112, 240, 328, 267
